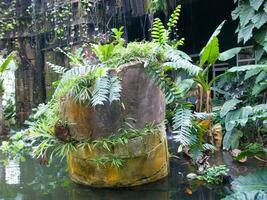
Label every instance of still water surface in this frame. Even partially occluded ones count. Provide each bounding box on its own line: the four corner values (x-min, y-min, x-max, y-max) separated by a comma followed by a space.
0, 140, 262, 200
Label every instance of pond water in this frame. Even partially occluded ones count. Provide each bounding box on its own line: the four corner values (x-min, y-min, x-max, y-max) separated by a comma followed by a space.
0, 140, 264, 200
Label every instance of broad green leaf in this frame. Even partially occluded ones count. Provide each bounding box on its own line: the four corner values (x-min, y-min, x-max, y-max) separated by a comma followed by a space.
223, 129, 243, 150
255, 71, 267, 84
224, 106, 253, 131
223, 190, 267, 200
238, 23, 254, 43
231, 6, 240, 20
252, 12, 267, 29
244, 68, 262, 80
249, 0, 264, 11
227, 64, 267, 73
232, 169, 267, 192
200, 21, 225, 66
200, 36, 219, 66
220, 98, 242, 118
265, 2, 267, 12
239, 3, 255, 26
218, 47, 241, 61
254, 26, 267, 45
252, 83, 267, 96
0, 52, 14, 73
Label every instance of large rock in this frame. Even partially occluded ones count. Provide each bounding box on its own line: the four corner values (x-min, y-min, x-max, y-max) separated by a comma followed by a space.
118, 62, 165, 129
67, 127, 169, 187
60, 62, 165, 140
59, 97, 122, 140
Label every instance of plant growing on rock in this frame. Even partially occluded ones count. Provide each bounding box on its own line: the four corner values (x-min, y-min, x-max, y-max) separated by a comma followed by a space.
197, 165, 229, 185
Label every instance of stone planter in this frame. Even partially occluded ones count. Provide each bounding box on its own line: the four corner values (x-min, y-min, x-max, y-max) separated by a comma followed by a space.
60, 62, 169, 187
68, 126, 169, 187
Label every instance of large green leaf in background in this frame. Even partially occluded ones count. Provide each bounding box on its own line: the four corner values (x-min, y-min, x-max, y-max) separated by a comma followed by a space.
223, 129, 243, 150
222, 169, 267, 200
252, 12, 267, 29
220, 98, 242, 118
218, 47, 241, 61
249, 0, 264, 11
224, 106, 253, 132
238, 23, 254, 43
199, 21, 225, 66
233, 169, 267, 191
239, 2, 255, 27
223, 191, 267, 200
227, 64, 267, 73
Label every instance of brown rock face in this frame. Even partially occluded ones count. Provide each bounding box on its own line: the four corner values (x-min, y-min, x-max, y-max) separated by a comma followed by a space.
59, 97, 122, 140
118, 62, 165, 129
59, 62, 165, 140
68, 128, 169, 187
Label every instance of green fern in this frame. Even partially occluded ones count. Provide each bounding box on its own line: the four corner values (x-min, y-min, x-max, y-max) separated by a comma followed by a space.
108, 76, 121, 103
91, 76, 110, 106
47, 62, 67, 74
167, 5, 181, 31
91, 75, 121, 107
151, 18, 168, 45
164, 48, 202, 76
146, 63, 182, 104
172, 107, 196, 146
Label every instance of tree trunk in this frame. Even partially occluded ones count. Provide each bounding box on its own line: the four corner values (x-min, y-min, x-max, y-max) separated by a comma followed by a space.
206, 90, 212, 113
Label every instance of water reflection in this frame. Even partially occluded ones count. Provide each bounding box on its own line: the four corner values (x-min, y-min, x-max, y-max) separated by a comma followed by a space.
0, 154, 226, 200
2, 140, 262, 200
5, 159, 20, 185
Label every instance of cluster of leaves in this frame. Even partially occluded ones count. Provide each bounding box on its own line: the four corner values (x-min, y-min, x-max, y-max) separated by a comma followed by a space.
223, 169, 267, 200
217, 65, 267, 150
151, 5, 184, 48
232, 0, 267, 61
148, 0, 168, 15
0, 0, 18, 39
234, 142, 267, 161
197, 165, 229, 185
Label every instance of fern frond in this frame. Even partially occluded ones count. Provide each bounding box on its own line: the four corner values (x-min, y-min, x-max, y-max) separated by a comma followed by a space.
172, 107, 196, 146
151, 18, 168, 45
146, 63, 182, 104
91, 75, 121, 107
53, 65, 94, 98
164, 48, 202, 76
167, 5, 181, 31
47, 62, 67, 74
108, 76, 121, 103
91, 76, 110, 107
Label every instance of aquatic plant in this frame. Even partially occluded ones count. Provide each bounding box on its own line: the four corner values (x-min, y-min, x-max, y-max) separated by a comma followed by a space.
197, 165, 229, 185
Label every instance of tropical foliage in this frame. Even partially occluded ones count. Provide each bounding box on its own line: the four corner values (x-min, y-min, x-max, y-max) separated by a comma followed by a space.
232, 0, 267, 61
223, 169, 267, 200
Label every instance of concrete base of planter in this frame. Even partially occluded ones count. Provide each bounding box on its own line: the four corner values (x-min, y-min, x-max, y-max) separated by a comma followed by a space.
67, 127, 169, 187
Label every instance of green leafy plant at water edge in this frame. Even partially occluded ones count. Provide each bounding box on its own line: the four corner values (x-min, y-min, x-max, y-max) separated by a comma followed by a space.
197, 165, 229, 185
222, 169, 267, 200
234, 143, 267, 161
217, 65, 267, 150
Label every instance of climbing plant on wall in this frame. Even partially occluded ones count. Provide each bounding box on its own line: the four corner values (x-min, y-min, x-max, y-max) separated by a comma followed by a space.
232, 0, 267, 61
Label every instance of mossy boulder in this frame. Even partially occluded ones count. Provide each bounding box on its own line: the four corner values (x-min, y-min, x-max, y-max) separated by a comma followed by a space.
67, 127, 169, 187
59, 62, 165, 140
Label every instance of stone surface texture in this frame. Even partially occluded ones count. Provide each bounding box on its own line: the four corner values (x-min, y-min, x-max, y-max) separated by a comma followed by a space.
67, 127, 169, 187
59, 62, 165, 140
